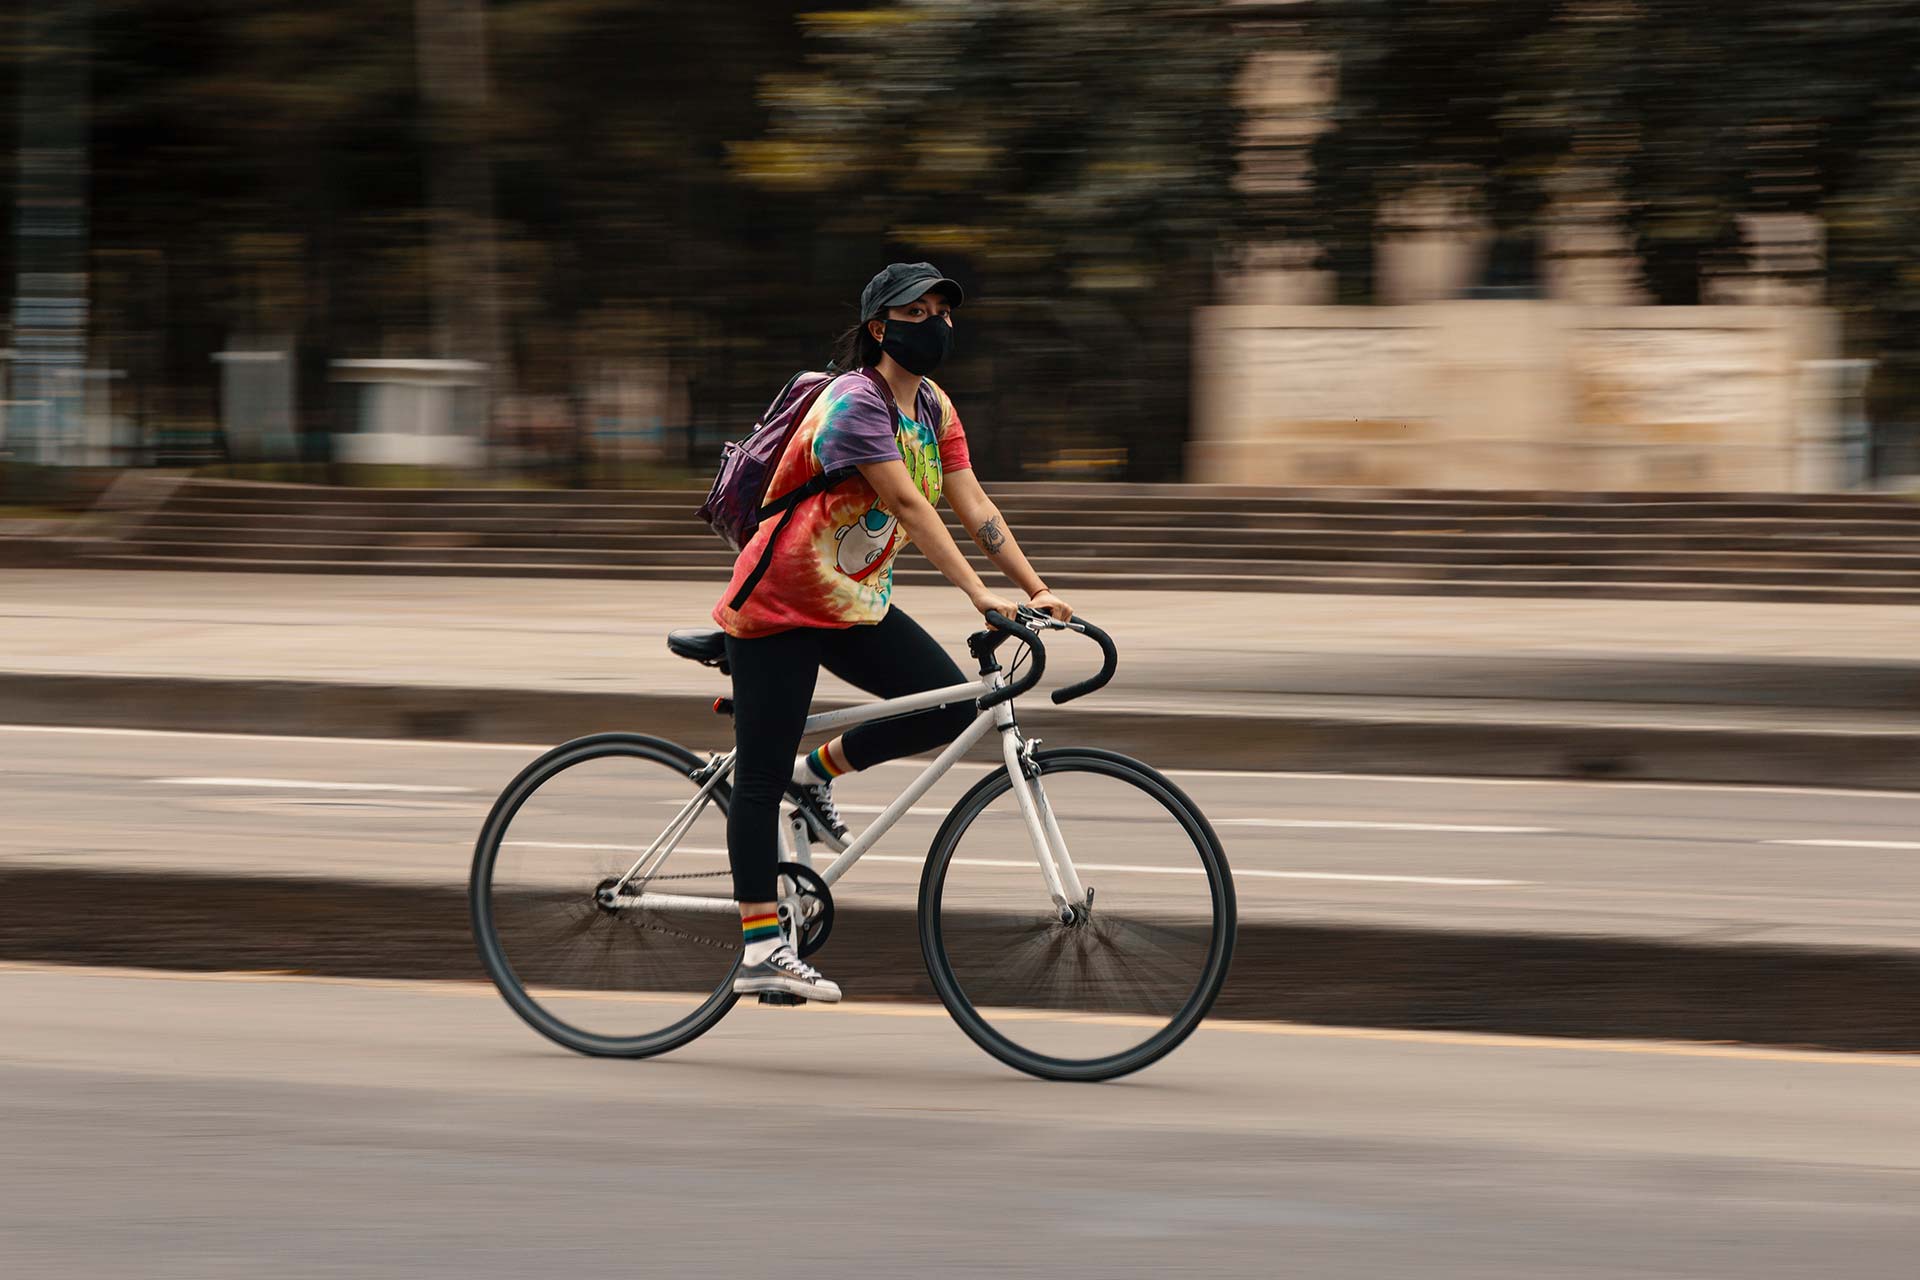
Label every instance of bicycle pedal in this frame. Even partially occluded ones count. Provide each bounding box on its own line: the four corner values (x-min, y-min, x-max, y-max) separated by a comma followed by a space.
757, 992, 807, 1007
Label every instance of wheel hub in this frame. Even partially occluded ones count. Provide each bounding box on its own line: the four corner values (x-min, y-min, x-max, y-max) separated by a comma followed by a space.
592, 876, 623, 913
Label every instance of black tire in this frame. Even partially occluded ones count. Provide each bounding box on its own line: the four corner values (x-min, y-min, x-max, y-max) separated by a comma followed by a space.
470, 732, 741, 1058
918, 747, 1236, 1082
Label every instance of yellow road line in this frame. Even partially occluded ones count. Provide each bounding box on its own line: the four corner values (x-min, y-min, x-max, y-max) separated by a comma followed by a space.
3, 960, 1915, 1069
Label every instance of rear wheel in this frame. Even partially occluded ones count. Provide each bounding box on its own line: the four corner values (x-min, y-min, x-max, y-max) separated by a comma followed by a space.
470, 732, 741, 1058
918, 747, 1235, 1081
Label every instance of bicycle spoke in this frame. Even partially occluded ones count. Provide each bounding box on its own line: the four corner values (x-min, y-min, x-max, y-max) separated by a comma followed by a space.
1084, 924, 1189, 1015
923, 750, 1234, 1079
1088, 913, 1211, 982
473, 736, 742, 1055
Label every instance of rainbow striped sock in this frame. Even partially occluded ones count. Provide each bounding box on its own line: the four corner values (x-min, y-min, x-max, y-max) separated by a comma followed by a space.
741, 911, 783, 962
805, 744, 848, 782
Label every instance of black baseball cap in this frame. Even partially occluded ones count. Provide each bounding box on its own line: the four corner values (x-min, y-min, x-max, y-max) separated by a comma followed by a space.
860, 262, 964, 320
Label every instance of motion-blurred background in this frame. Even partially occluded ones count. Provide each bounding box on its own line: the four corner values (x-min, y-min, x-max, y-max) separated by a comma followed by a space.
7, 8, 1920, 1274
5, 0, 1919, 501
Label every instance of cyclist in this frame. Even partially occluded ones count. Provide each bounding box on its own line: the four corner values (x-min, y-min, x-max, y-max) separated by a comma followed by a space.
712, 262, 1073, 1002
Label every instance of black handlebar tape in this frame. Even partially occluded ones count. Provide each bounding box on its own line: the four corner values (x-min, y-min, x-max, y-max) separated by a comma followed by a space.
976, 611, 1047, 710
1051, 618, 1119, 704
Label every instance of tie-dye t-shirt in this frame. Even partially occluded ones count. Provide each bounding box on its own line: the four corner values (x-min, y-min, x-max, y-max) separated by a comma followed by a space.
713, 370, 972, 638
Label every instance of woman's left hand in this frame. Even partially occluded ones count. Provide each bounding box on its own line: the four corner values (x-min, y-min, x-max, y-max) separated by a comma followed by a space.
1028, 588, 1073, 622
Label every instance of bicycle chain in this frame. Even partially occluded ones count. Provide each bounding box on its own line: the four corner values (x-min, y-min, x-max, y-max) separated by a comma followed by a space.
606, 869, 735, 952
606, 867, 821, 954
616, 910, 736, 953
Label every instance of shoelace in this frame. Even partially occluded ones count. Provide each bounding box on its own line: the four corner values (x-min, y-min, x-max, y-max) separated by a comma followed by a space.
804, 782, 846, 833
769, 946, 824, 982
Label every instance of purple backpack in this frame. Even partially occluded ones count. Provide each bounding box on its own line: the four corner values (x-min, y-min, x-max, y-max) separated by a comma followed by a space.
697, 366, 872, 609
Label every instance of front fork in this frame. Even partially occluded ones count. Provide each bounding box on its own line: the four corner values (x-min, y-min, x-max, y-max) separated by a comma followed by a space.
968, 631, 1090, 925
995, 702, 1090, 924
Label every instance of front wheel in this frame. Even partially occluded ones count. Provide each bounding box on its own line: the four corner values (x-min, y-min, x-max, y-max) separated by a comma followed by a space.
918, 747, 1236, 1081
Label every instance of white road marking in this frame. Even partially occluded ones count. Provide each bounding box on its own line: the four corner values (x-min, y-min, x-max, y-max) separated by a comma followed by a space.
825, 809, 1554, 836
9, 723, 1920, 802
1153, 764, 1920, 801
1764, 838, 1920, 851
246, 797, 471, 812
150, 776, 471, 793
503, 843, 1521, 886
0, 723, 549, 752
505, 841, 729, 856
1215, 818, 1552, 834
863, 854, 1522, 887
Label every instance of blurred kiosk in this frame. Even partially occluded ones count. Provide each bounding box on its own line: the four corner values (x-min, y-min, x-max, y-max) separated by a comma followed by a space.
331, 358, 488, 467
212, 346, 297, 461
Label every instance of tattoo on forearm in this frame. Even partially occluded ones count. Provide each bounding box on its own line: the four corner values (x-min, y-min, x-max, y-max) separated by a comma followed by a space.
973, 516, 1008, 555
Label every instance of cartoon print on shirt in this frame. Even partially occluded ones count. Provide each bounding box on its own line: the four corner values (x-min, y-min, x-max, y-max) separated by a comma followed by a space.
834, 506, 899, 582
715, 371, 970, 638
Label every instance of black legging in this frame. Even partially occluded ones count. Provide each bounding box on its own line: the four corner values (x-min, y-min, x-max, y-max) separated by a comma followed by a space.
723, 607, 973, 902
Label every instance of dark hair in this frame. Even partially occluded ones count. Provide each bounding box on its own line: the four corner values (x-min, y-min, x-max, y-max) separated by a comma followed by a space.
828, 317, 883, 373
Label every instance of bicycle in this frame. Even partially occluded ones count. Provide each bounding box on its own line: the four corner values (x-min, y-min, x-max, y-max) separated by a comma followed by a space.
469, 607, 1236, 1081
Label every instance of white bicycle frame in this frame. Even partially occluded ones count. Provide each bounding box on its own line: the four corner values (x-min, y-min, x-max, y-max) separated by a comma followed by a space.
604, 665, 1089, 918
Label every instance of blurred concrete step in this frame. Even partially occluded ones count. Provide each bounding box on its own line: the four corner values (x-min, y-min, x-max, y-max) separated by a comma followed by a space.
167, 479, 1920, 520
118, 539, 742, 568
147, 511, 709, 537
170, 480, 697, 506
86, 551, 1920, 604
159, 497, 1920, 537
129, 524, 730, 552
157, 481, 1920, 523
1014, 511, 1920, 536
158, 497, 692, 521
85, 553, 719, 581
117, 523, 1920, 569
142, 509, 1920, 557
88, 480, 1920, 603
145, 504, 1920, 544
116, 525, 1920, 575
910, 555, 1920, 587
146, 503, 1920, 543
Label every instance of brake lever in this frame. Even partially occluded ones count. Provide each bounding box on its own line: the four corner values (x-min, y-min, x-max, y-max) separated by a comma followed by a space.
1015, 603, 1071, 630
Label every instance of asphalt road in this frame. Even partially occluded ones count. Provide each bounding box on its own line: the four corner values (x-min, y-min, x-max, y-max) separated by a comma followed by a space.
3, 964, 1916, 1279
7, 723, 1920, 948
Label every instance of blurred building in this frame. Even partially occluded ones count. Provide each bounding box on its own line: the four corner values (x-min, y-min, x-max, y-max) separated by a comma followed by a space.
1186, 36, 1864, 491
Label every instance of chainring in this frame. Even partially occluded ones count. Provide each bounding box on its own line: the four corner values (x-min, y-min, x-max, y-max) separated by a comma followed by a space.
776, 860, 835, 958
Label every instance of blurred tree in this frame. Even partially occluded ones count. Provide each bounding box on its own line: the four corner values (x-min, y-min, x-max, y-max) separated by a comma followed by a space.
485, 0, 831, 456
733, 0, 1252, 481
82, 0, 829, 461
1305, 0, 1566, 301
1301, 0, 1920, 315
41, 0, 1920, 485
88, 0, 427, 452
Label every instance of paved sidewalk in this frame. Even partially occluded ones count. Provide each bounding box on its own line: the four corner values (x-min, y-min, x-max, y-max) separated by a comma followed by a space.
6, 568, 1920, 700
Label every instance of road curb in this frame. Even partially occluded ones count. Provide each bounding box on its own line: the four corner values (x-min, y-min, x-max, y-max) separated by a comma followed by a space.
4, 670, 1918, 789
5, 867, 1917, 1053
0, 537, 81, 568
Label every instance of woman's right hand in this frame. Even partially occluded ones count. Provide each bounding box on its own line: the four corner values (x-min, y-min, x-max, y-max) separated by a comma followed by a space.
970, 588, 1021, 620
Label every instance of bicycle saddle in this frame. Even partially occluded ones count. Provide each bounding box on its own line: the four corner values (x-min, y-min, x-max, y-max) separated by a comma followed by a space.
667, 628, 728, 667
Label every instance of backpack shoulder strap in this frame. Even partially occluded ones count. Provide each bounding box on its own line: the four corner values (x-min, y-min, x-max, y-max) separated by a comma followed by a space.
727, 372, 862, 612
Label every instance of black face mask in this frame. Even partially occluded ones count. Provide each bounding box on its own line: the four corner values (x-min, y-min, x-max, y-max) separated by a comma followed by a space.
880, 315, 954, 375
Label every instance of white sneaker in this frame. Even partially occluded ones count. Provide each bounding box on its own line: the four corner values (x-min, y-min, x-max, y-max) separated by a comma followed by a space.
733, 943, 842, 1003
